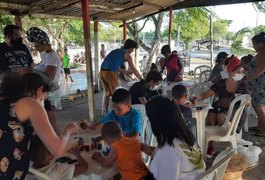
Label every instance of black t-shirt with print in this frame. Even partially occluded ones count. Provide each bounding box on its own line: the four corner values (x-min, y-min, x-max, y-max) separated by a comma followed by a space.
0, 42, 33, 74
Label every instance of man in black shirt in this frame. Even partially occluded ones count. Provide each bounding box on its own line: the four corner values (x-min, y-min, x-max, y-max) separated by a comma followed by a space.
0, 24, 33, 75
129, 70, 162, 104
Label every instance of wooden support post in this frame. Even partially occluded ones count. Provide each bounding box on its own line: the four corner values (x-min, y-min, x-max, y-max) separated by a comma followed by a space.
81, 0, 95, 121
168, 6, 173, 46
94, 19, 100, 92
15, 15, 22, 29
123, 20, 127, 42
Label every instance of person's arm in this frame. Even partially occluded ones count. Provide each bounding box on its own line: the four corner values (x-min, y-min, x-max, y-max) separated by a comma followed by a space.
16, 97, 78, 157
70, 148, 89, 176
141, 143, 156, 156
197, 89, 215, 101
127, 110, 142, 139
92, 147, 117, 168
125, 53, 143, 80
138, 97, 147, 104
45, 66, 57, 81
245, 56, 265, 81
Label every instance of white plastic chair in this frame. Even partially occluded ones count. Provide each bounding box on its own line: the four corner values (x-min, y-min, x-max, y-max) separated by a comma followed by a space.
188, 81, 214, 105
199, 70, 211, 83
132, 104, 148, 142
26, 167, 51, 180
197, 148, 235, 180
204, 94, 250, 161
194, 65, 211, 83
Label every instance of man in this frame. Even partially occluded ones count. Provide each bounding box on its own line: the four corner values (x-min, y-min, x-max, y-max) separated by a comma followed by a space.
100, 44, 107, 60
100, 39, 143, 115
0, 24, 33, 75
63, 49, 73, 83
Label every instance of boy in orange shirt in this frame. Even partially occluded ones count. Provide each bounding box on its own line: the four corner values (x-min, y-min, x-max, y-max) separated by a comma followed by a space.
92, 121, 154, 180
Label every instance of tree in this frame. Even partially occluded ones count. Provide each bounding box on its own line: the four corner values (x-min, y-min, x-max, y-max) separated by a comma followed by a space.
212, 19, 232, 43
252, 25, 265, 35
0, 15, 13, 41
253, 2, 265, 13
172, 7, 210, 50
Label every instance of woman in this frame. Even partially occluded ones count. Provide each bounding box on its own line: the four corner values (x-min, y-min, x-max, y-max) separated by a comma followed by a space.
27, 27, 62, 110
191, 56, 249, 156
245, 32, 265, 136
208, 52, 228, 81
0, 72, 78, 179
142, 96, 205, 180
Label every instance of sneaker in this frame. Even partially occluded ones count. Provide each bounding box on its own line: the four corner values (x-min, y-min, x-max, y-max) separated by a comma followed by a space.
207, 146, 215, 158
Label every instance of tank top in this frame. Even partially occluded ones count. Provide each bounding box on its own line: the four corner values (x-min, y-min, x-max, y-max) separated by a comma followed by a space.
0, 96, 33, 180
112, 137, 149, 180
101, 48, 127, 72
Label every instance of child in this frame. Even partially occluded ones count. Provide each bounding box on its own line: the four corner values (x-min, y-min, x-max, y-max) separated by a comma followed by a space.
129, 70, 162, 104
92, 121, 154, 180
89, 88, 142, 139
241, 54, 254, 72
28, 135, 88, 179
172, 85, 195, 135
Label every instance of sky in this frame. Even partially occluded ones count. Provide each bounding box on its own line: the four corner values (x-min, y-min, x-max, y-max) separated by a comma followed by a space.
141, 2, 265, 33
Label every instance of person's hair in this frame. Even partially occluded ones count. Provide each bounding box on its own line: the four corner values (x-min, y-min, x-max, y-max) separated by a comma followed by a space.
0, 72, 25, 100
4, 24, 20, 37
123, 39, 138, 49
150, 63, 158, 71
112, 88, 131, 104
161, 45, 171, 56
29, 135, 50, 164
146, 96, 195, 148
101, 121, 123, 139
216, 52, 228, 64
22, 73, 50, 96
172, 85, 188, 100
252, 32, 265, 44
241, 54, 254, 65
101, 44, 104, 47
145, 70, 162, 83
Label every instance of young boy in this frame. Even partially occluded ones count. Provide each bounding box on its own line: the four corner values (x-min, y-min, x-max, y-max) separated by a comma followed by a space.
172, 85, 194, 133
28, 135, 88, 179
92, 121, 154, 180
89, 88, 142, 139
129, 70, 162, 104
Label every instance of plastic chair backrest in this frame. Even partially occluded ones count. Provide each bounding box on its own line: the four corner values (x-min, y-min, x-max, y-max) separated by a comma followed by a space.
223, 94, 250, 136
199, 70, 211, 83
194, 65, 211, 83
196, 148, 235, 180
27, 167, 51, 180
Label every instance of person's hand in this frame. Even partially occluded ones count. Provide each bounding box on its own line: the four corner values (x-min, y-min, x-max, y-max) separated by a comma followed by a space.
68, 147, 80, 156
62, 122, 79, 136
189, 96, 198, 105
88, 122, 97, 130
125, 70, 133, 75
92, 152, 102, 160
91, 136, 102, 143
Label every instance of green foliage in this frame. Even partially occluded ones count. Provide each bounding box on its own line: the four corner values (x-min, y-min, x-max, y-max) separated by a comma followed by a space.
0, 15, 13, 41
172, 7, 210, 50
212, 19, 232, 42
253, 2, 265, 13
231, 27, 254, 56
252, 25, 265, 35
